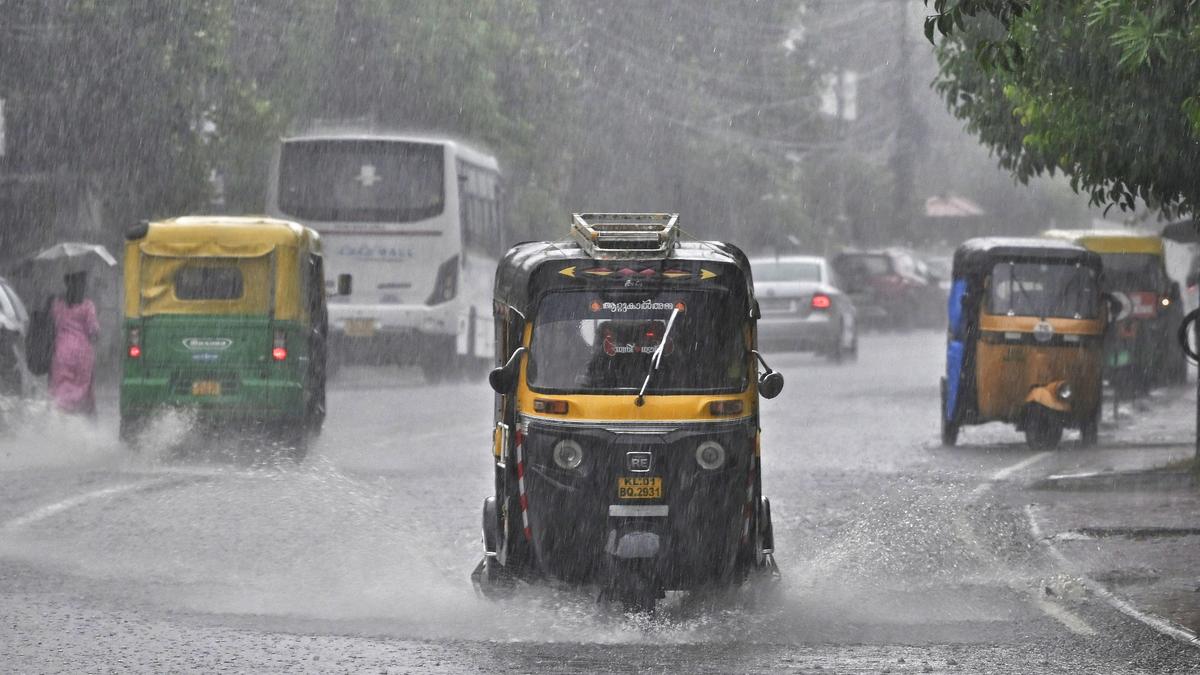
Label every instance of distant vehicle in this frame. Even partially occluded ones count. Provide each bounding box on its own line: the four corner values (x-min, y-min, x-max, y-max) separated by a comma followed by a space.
831, 249, 942, 329
751, 255, 858, 362
923, 255, 953, 294
267, 131, 504, 381
1043, 229, 1184, 390
120, 217, 338, 457
0, 277, 30, 396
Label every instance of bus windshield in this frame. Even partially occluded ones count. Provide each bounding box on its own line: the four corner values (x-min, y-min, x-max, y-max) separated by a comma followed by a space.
988, 261, 1099, 319
528, 290, 748, 394
277, 140, 445, 223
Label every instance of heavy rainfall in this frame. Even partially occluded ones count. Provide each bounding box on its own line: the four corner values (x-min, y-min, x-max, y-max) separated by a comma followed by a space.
1, 1, 1199, 672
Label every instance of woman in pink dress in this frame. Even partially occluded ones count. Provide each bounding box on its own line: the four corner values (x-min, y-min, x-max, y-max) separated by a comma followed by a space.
49, 272, 100, 415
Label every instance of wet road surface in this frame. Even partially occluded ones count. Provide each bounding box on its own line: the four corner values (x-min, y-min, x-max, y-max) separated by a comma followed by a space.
1, 332, 1197, 672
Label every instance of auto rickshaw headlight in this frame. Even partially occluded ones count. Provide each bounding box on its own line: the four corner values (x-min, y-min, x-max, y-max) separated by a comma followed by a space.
1058, 383, 1073, 400
553, 439, 584, 470
695, 440, 726, 470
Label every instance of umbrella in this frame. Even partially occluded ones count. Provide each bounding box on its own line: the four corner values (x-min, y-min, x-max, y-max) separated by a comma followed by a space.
30, 242, 117, 271
1161, 219, 1199, 243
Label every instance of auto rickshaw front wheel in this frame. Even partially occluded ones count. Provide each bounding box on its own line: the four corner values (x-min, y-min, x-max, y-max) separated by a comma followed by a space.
1023, 406, 1063, 450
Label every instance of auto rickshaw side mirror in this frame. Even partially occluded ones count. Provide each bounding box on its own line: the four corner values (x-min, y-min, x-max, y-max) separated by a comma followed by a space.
489, 346, 526, 394
758, 370, 785, 399
1101, 292, 1121, 324
336, 274, 353, 296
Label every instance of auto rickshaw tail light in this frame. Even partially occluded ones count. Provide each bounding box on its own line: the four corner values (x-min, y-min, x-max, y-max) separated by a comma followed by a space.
533, 399, 569, 414
811, 293, 832, 310
709, 400, 744, 416
127, 327, 141, 358
272, 330, 287, 361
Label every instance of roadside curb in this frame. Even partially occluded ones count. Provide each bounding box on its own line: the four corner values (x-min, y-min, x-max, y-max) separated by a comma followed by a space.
1025, 504, 1200, 649
1032, 468, 1195, 491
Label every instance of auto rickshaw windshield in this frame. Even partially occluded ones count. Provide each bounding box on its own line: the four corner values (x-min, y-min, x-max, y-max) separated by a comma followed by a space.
1098, 253, 1165, 292
988, 261, 1099, 319
528, 289, 748, 393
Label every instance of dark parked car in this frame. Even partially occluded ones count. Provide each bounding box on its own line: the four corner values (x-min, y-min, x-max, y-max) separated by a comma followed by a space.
831, 249, 942, 330
751, 255, 858, 362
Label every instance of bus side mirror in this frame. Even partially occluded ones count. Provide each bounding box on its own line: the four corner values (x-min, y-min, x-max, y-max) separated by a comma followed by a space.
758, 370, 784, 399
489, 347, 526, 394
336, 274, 353, 296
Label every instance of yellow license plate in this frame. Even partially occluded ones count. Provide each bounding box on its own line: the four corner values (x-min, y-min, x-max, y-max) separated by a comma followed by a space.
191, 380, 221, 396
344, 318, 377, 337
618, 477, 662, 499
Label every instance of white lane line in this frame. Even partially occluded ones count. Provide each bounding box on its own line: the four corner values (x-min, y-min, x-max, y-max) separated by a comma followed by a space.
1025, 504, 1200, 648
970, 451, 1052, 497
2, 477, 177, 532
959, 451, 1097, 636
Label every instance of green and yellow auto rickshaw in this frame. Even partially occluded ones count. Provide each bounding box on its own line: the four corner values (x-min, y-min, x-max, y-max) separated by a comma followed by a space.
120, 216, 340, 456
472, 213, 784, 610
942, 238, 1106, 449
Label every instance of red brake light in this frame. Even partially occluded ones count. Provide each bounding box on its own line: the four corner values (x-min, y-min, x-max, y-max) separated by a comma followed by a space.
128, 345, 142, 359
272, 329, 287, 361
811, 294, 832, 310
127, 327, 141, 358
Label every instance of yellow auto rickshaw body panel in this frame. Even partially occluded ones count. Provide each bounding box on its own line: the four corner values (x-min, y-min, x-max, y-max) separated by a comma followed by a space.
1042, 229, 1165, 257
123, 216, 321, 321
974, 313, 1104, 423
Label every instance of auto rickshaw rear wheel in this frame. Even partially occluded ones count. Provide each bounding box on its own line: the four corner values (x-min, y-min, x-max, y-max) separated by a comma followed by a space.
940, 379, 958, 447
1079, 406, 1100, 447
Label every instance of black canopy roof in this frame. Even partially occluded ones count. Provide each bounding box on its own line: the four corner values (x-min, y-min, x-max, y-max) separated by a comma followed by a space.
952, 237, 1102, 279
494, 239, 754, 315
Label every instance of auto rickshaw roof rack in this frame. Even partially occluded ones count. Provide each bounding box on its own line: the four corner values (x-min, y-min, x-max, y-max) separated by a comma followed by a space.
570, 213, 680, 260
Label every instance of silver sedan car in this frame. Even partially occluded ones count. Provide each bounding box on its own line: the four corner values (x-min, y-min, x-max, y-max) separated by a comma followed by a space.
751, 255, 858, 362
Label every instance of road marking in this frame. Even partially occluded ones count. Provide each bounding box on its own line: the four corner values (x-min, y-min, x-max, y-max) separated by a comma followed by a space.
1, 476, 190, 532
958, 451, 1097, 636
970, 451, 1052, 497
1025, 504, 1200, 648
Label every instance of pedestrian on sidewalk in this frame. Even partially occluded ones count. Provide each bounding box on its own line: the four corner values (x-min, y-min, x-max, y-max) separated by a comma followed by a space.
48, 272, 100, 416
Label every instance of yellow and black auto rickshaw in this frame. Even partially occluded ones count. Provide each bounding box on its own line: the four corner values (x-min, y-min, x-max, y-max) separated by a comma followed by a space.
472, 213, 783, 610
941, 238, 1106, 449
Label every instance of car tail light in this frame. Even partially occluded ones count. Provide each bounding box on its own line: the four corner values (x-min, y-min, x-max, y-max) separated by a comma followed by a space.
127, 327, 141, 359
811, 293, 832, 310
272, 330, 287, 361
425, 255, 459, 305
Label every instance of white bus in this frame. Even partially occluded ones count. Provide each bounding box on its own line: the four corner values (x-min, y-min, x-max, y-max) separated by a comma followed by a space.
266, 132, 503, 380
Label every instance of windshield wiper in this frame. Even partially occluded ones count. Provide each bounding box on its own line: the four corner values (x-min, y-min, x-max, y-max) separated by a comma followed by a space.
635, 305, 681, 407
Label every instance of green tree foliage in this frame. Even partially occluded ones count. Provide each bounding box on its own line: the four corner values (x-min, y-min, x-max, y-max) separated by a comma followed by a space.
0, 0, 257, 226
925, 0, 1200, 217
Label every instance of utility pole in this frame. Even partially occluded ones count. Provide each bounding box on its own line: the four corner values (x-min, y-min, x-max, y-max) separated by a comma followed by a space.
889, 0, 918, 244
